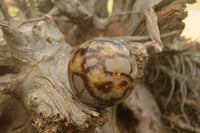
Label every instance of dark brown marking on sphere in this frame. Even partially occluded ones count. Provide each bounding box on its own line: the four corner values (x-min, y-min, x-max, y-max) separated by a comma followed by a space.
120, 73, 134, 82
101, 56, 130, 75
81, 55, 102, 73
84, 65, 99, 73
88, 39, 95, 44
71, 48, 87, 63
87, 46, 104, 53
71, 54, 77, 64
116, 53, 131, 59
101, 59, 134, 82
94, 81, 113, 93
79, 48, 87, 55
103, 69, 114, 75
71, 73, 100, 102
73, 48, 87, 55
83, 64, 102, 73
101, 63, 113, 75
83, 82, 134, 107
68, 61, 71, 75
129, 62, 133, 74
102, 53, 130, 60
102, 65, 132, 79
118, 80, 128, 87
97, 87, 133, 107
122, 87, 132, 97
72, 72, 89, 96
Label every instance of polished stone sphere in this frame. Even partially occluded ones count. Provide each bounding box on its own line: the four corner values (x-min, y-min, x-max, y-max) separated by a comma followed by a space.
68, 37, 137, 107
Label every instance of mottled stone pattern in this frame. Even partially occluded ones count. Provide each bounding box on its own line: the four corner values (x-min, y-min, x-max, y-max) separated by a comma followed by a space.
68, 38, 137, 107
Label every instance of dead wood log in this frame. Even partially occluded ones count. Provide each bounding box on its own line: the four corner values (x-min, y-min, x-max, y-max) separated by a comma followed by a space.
0, 20, 108, 132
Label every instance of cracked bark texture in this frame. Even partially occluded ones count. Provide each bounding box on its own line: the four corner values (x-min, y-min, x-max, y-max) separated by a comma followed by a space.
0, 0, 196, 133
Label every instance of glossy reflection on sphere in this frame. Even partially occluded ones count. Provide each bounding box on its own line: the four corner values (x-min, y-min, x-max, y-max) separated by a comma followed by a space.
68, 38, 137, 107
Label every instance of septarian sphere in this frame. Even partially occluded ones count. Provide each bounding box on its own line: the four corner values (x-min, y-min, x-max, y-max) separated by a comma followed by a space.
68, 38, 137, 107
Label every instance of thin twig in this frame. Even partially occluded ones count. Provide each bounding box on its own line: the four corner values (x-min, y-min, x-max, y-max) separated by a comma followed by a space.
17, 7, 59, 28
116, 30, 180, 42
17, 17, 45, 28
163, 115, 200, 133
145, 8, 163, 52
111, 10, 141, 17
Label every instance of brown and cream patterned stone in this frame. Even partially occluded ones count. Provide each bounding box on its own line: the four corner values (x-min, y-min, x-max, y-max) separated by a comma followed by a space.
68, 37, 138, 107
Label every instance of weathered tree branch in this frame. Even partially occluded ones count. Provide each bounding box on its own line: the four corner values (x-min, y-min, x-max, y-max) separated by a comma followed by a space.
0, 18, 108, 132
0, 0, 12, 21
54, 0, 110, 30
123, 83, 163, 133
